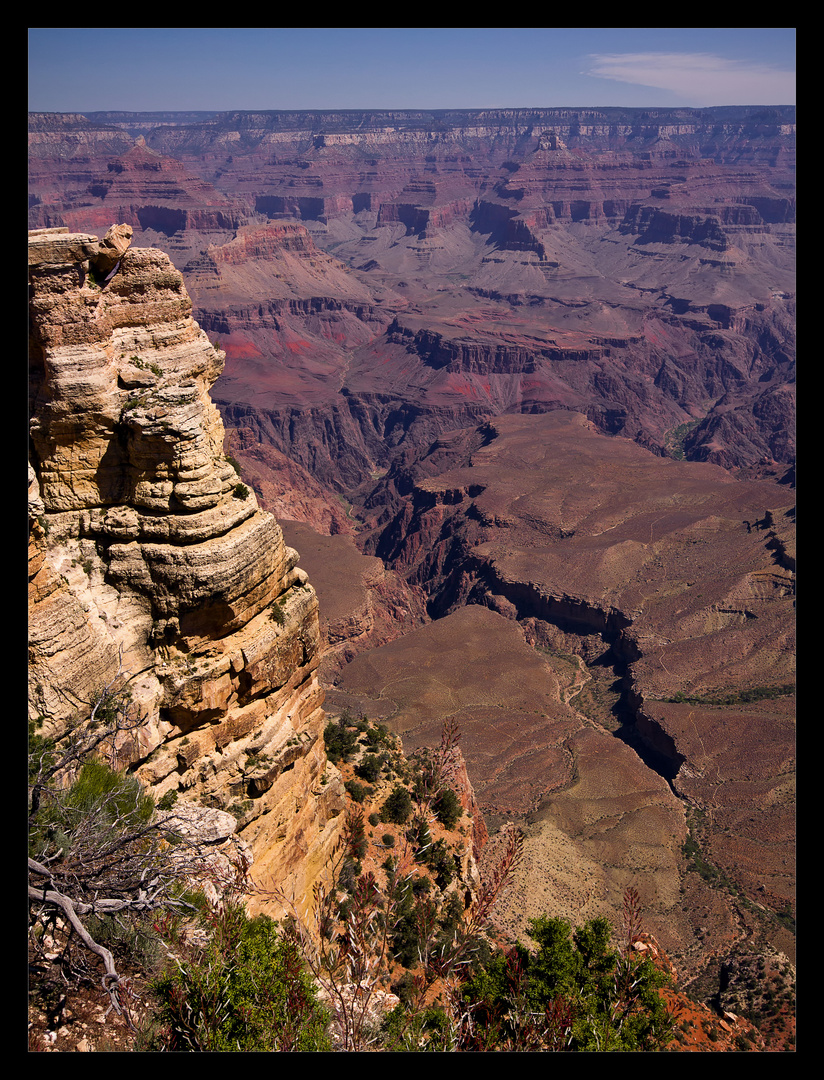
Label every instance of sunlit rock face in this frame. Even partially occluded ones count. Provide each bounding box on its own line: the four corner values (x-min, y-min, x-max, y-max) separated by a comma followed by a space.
28, 227, 344, 923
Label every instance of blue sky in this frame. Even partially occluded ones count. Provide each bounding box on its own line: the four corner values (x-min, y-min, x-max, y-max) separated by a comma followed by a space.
28, 28, 796, 113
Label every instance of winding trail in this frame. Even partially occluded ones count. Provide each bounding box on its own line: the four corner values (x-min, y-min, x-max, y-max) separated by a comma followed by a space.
562, 654, 592, 706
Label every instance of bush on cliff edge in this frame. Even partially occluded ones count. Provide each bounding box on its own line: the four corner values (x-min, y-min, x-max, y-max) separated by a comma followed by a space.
145, 903, 331, 1052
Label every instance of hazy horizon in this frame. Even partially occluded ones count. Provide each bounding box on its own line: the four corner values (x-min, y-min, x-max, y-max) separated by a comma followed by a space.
28, 28, 795, 114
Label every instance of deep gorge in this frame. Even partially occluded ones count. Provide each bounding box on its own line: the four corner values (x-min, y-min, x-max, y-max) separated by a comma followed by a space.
29, 104, 795, 1042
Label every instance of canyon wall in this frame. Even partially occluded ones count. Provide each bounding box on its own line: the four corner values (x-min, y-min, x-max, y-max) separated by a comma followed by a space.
28, 111, 795, 1017
28, 108, 795, 498
28, 226, 345, 923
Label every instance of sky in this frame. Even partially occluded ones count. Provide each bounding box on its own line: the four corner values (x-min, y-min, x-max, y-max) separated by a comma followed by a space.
28, 28, 796, 113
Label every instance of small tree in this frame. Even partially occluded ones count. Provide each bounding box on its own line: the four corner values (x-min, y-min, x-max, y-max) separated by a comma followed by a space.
323, 714, 359, 764
432, 785, 462, 830
380, 784, 413, 825
355, 753, 382, 784
28, 671, 205, 1019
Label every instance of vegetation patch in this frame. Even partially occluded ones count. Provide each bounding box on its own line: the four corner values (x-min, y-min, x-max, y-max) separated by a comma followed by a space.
664, 684, 795, 707
455, 910, 673, 1051
664, 418, 701, 459
146, 904, 331, 1051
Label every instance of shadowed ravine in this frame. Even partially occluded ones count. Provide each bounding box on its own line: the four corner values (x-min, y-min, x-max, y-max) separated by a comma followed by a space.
300, 409, 794, 983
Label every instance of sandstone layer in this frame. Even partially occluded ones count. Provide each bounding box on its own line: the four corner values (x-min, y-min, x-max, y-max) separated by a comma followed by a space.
28, 227, 345, 924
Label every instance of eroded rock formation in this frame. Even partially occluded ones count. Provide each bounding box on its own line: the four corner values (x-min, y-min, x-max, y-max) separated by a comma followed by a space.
28, 108, 795, 498
28, 226, 345, 923
28, 109, 795, 1028
339, 410, 795, 978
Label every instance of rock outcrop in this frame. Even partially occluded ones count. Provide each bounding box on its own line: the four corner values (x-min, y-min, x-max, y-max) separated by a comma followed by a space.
28, 226, 345, 923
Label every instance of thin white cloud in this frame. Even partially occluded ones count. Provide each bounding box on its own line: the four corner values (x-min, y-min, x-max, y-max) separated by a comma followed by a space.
585, 51, 795, 105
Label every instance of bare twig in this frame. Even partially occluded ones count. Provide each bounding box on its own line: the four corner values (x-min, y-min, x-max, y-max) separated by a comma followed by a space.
27, 680, 209, 1021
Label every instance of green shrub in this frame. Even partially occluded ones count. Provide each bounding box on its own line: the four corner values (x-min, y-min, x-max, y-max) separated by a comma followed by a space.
232, 482, 250, 500
156, 789, 178, 811
355, 754, 382, 783
389, 890, 425, 969
324, 717, 359, 764
459, 914, 673, 1052
437, 890, 465, 942
364, 723, 393, 748
380, 784, 413, 825
148, 905, 330, 1051
432, 786, 462, 830
417, 838, 455, 889
30, 758, 155, 859
66, 760, 155, 827
345, 779, 371, 804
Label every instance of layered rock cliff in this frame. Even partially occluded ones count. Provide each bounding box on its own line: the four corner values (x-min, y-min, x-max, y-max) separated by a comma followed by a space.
29, 109, 795, 497
28, 226, 345, 923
